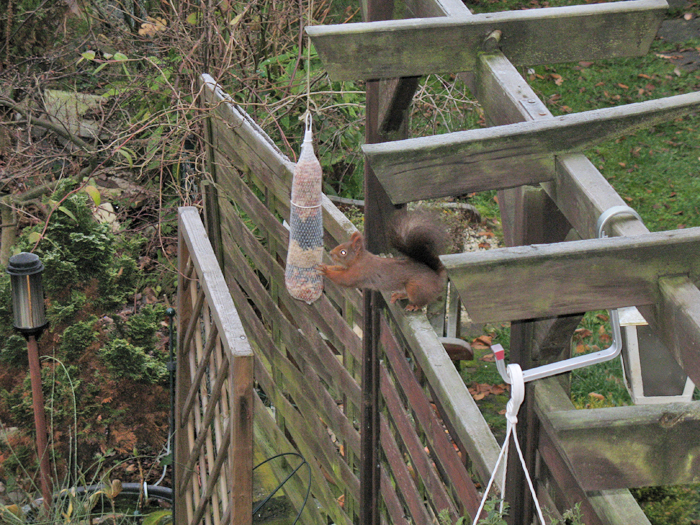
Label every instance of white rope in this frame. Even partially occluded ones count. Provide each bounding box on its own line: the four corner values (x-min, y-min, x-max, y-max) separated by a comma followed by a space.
472, 364, 546, 525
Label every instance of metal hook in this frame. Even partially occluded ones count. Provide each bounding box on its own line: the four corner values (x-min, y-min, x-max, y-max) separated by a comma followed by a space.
493, 206, 642, 384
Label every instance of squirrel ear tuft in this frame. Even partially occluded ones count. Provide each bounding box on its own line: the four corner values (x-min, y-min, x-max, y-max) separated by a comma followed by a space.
350, 231, 363, 248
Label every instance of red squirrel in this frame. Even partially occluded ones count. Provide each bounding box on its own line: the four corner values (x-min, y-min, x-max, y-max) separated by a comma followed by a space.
317, 211, 447, 311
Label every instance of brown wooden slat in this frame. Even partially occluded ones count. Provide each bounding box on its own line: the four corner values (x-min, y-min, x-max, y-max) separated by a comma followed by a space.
379, 364, 460, 521
380, 315, 481, 516
444, 227, 700, 323
379, 415, 433, 524
180, 325, 220, 426
230, 352, 254, 524
190, 416, 233, 525
385, 302, 502, 489
178, 357, 230, 495
307, 0, 666, 81
218, 206, 362, 408
379, 466, 410, 525
180, 288, 206, 364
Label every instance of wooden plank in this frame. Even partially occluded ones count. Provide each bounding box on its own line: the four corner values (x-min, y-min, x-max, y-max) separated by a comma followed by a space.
178, 207, 253, 358
443, 227, 700, 323
378, 77, 420, 134
587, 491, 652, 525
379, 415, 434, 524
180, 325, 219, 429
380, 366, 459, 521
385, 301, 502, 491
306, 0, 666, 81
546, 400, 700, 489
380, 316, 480, 517
649, 276, 700, 389
363, 92, 700, 203
230, 353, 254, 525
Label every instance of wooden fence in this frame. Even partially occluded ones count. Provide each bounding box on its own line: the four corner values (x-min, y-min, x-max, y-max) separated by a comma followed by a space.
198, 72, 503, 524
175, 207, 254, 525
174, 0, 700, 523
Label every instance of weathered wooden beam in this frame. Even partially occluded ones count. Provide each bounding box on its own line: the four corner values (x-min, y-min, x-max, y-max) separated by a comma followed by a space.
306, 0, 666, 81
442, 227, 700, 323
378, 77, 420, 134
362, 92, 700, 203
547, 399, 700, 490
534, 379, 654, 524
470, 53, 700, 392
649, 277, 700, 387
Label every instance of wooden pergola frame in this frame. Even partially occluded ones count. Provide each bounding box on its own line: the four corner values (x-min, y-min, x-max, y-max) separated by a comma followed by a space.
307, 0, 700, 523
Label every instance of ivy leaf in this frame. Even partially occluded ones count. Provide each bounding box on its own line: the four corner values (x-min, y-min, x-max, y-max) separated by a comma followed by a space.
84, 185, 101, 207
28, 231, 43, 244
78, 50, 96, 64
59, 206, 78, 222
115, 147, 134, 167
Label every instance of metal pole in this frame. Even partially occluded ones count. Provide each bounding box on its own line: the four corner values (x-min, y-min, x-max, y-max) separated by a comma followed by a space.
26, 335, 52, 509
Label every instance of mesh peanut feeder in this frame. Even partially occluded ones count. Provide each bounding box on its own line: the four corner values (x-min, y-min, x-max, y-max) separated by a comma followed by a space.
285, 115, 324, 303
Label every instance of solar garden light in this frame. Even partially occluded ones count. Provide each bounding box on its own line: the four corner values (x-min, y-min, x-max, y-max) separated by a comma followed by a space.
7, 252, 52, 508
597, 207, 694, 404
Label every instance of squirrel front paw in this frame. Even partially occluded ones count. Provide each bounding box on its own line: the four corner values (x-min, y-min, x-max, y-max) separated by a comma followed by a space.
315, 264, 329, 275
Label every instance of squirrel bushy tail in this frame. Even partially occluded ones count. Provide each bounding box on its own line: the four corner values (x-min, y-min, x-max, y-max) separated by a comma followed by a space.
389, 210, 446, 272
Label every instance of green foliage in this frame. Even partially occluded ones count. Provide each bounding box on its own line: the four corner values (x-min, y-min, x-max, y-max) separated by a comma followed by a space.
42, 251, 81, 296
0, 0, 68, 59
123, 303, 167, 349
60, 316, 99, 361
632, 486, 700, 525
2, 364, 82, 428
98, 255, 140, 311
99, 339, 166, 384
47, 290, 87, 327
0, 334, 29, 368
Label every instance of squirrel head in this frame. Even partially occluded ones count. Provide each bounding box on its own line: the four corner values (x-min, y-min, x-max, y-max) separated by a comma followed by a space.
330, 231, 364, 266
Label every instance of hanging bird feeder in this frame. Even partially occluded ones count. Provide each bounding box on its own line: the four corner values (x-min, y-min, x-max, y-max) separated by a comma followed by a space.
285, 114, 324, 303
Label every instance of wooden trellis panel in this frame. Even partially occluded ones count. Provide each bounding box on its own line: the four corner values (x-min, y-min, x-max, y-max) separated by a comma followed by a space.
199, 73, 503, 525
175, 208, 254, 525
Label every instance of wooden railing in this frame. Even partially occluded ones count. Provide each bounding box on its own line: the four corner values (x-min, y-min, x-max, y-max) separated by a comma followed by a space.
175, 206, 254, 525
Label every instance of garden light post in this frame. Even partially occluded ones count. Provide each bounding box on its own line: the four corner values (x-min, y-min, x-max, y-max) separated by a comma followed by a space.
7, 252, 52, 509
